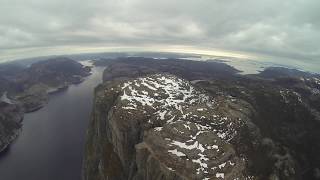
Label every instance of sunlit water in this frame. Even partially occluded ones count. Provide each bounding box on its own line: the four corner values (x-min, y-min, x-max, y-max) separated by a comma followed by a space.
0, 66, 104, 180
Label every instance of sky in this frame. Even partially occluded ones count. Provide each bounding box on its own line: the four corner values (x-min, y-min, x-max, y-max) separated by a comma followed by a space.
1, 0, 320, 69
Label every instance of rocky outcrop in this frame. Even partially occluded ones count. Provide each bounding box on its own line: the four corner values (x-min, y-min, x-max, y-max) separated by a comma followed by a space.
85, 58, 320, 179
83, 74, 256, 180
84, 57, 320, 179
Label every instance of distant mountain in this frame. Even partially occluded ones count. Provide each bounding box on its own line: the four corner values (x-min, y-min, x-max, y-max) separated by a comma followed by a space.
94, 57, 239, 81
1, 57, 91, 112
15, 57, 91, 90
259, 67, 319, 79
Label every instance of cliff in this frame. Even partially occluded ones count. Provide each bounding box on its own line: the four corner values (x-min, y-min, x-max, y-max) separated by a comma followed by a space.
84, 58, 320, 179
0, 101, 23, 152
83, 74, 256, 180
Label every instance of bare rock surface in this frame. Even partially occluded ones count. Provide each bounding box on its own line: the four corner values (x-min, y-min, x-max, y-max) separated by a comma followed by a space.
83, 74, 255, 180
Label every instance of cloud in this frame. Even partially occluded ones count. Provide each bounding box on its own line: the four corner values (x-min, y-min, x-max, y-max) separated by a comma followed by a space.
0, 0, 320, 63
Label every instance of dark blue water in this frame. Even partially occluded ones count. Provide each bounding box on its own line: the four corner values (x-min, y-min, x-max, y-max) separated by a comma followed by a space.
0, 67, 104, 180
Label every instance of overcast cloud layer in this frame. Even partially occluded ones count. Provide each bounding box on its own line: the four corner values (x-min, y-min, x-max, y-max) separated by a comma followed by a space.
1, 0, 320, 64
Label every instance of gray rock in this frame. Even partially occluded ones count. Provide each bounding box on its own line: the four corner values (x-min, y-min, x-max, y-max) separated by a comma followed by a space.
83, 74, 255, 180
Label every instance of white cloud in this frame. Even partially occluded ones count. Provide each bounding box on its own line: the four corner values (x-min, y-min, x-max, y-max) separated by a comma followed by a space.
0, 0, 319, 63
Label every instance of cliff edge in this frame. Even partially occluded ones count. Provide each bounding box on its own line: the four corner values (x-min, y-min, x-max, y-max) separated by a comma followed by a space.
83, 74, 256, 180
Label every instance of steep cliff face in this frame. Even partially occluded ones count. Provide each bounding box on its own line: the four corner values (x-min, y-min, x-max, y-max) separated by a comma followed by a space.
83, 74, 256, 180
0, 101, 23, 152
85, 58, 320, 179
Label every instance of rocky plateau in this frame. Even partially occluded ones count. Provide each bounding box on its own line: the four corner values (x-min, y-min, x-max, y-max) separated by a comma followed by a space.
84, 57, 320, 180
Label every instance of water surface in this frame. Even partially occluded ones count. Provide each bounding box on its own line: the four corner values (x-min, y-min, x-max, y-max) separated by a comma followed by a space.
0, 66, 104, 180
